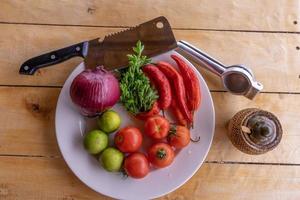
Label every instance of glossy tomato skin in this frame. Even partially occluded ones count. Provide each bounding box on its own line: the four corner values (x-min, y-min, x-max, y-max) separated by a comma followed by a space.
144, 116, 170, 139
124, 152, 150, 179
168, 125, 190, 149
147, 143, 174, 168
114, 126, 142, 153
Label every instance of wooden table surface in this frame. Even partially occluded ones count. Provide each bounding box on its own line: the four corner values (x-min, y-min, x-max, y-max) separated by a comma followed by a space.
0, 0, 300, 199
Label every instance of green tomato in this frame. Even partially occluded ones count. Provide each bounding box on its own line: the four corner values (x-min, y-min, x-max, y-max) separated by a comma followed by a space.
83, 130, 108, 154
97, 110, 121, 133
100, 147, 124, 172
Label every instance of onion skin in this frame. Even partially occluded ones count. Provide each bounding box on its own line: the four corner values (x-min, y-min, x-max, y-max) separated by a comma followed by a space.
70, 66, 120, 117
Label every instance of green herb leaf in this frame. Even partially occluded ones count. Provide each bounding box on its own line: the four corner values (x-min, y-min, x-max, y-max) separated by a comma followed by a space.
120, 41, 158, 114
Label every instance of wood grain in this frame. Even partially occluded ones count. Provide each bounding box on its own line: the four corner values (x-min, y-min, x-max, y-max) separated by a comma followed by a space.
0, 156, 110, 200
161, 163, 300, 200
1, 1, 300, 199
207, 92, 300, 164
0, 87, 60, 156
0, 87, 299, 164
1, 24, 300, 92
0, 0, 299, 32
0, 156, 299, 200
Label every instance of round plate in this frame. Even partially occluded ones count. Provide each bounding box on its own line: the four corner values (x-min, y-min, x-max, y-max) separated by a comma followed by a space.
55, 51, 215, 200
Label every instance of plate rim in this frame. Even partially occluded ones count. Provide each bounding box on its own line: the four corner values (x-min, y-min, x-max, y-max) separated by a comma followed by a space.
55, 51, 215, 199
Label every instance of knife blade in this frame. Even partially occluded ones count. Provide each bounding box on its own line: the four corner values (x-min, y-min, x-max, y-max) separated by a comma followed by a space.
19, 16, 177, 75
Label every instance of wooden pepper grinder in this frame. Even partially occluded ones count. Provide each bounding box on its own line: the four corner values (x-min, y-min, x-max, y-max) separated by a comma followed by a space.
227, 108, 283, 155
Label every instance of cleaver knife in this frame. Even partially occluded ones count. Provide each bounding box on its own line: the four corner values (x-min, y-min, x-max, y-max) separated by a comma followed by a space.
19, 16, 262, 99
19, 16, 177, 75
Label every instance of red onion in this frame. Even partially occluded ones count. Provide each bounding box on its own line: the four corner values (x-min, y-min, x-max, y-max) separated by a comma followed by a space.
70, 66, 120, 117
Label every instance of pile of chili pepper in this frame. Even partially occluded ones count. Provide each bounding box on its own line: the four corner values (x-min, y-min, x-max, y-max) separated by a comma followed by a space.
141, 54, 201, 127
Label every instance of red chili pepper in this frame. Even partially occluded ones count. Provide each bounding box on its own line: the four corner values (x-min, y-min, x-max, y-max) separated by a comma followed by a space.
143, 64, 172, 110
136, 101, 160, 120
156, 61, 192, 124
171, 54, 201, 112
170, 98, 187, 126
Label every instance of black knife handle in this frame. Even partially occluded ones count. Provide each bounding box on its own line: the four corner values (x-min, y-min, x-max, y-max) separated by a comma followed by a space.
19, 41, 88, 75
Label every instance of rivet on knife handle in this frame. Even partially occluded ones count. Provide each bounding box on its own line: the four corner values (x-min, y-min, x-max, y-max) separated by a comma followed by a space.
19, 41, 88, 75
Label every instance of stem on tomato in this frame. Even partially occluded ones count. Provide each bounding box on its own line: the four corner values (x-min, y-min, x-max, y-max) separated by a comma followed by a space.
156, 148, 166, 159
168, 124, 177, 135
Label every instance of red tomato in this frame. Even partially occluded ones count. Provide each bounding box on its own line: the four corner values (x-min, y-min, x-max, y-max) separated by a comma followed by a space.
114, 126, 143, 153
147, 143, 174, 168
144, 116, 170, 139
168, 125, 190, 149
124, 152, 150, 179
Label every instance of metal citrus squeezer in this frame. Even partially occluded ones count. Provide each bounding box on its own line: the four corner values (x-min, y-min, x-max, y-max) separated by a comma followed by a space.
178, 41, 263, 99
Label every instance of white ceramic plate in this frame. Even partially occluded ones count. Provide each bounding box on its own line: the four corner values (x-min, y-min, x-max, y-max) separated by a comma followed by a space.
55, 51, 215, 200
